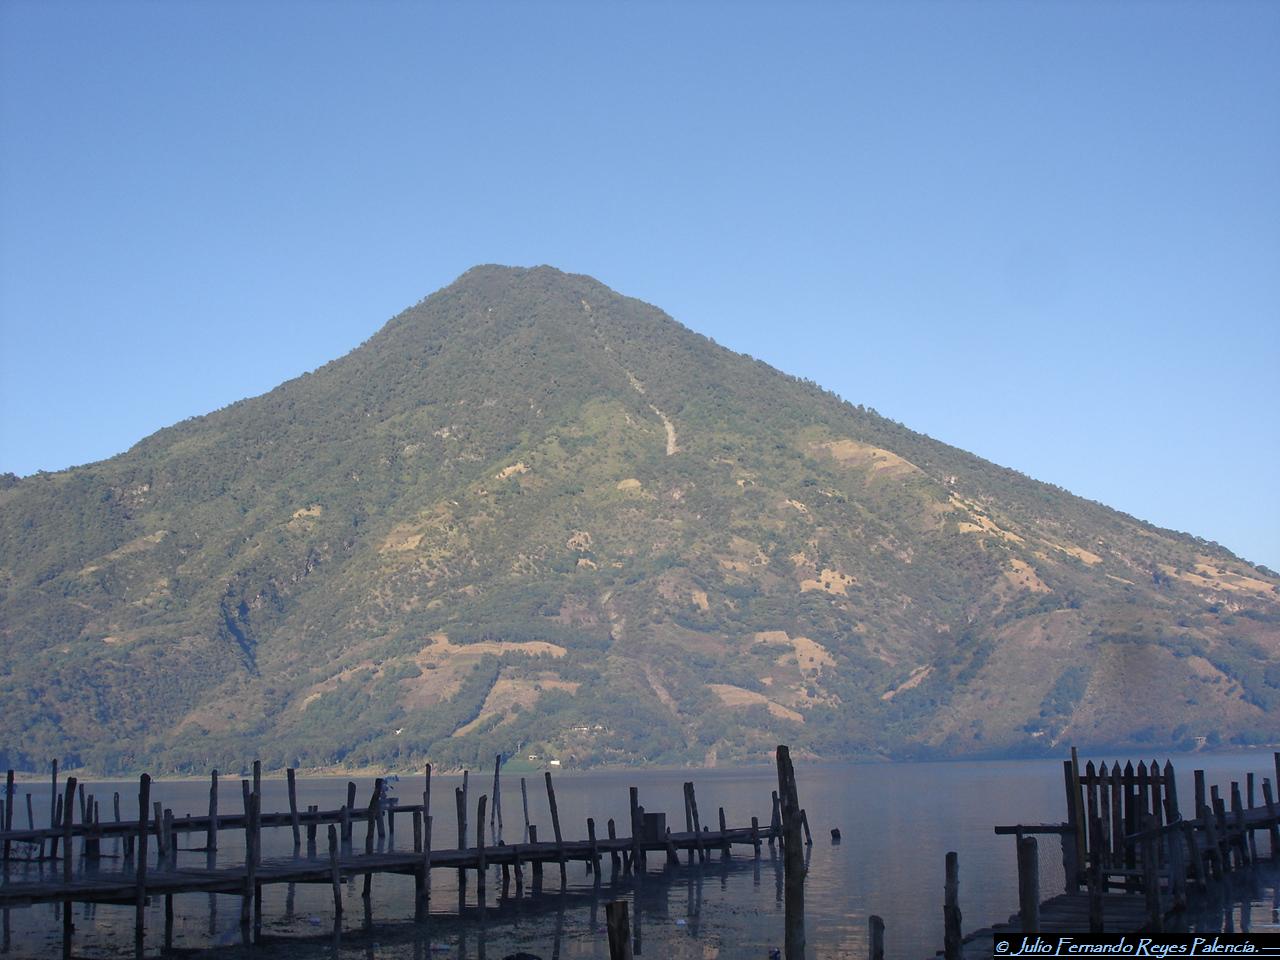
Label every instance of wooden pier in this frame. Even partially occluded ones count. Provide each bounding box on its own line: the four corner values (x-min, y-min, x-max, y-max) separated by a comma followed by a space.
0, 755, 804, 958
934, 749, 1280, 960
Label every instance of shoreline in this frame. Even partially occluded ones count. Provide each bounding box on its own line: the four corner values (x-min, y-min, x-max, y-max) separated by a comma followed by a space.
5, 741, 1277, 785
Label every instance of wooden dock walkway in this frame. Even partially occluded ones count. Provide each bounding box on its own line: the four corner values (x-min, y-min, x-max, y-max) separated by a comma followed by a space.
0, 826, 770, 909
0, 753, 806, 958
932, 750, 1280, 960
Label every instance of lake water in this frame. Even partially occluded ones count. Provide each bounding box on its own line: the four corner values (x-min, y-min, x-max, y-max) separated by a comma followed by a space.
2, 751, 1277, 959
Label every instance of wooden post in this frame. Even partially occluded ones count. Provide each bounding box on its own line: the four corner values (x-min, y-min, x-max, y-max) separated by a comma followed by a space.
799, 809, 812, 846
491, 754, 503, 845
1246, 772, 1258, 861
455, 773, 465, 844
1136, 761, 1150, 842
365, 779, 382, 854
607, 819, 620, 874
943, 851, 961, 960
206, 770, 218, 852
1229, 782, 1249, 866
1163, 760, 1181, 822
588, 817, 601, 879
687, 783, 705, 864
48, 759, 58, 863
513, 826, 525, 895
2, 770, 12, 865
1203, 798, 1223, 880
664, 827, 679, 868
423, 763, 431, 819
776, 745, 805, 960
476, 794, 488, 902
242, 789, 258, 935
606, 900, 633, 960
1084, 760, 1098, 870
546, 772, 566, 885
1122, 761, 1137, 872
628, 785, 644, 873
152, 801, 166, 866
421, 813, 432, 915
869, 914, 885, 960
61, 777, 76, 884
1180, 820, 1206, 888
135, 775, 151, 948
529, 824, 543, 886
771, 790, 782, 845
1261, 779, 1279, 857
1194, 770, 1206, 818
51, 795, 63, 862
344, 782, 356, 845
1017, 835, 1039, 933
328, 824, 342, 920
1109, 768, 1123, 869
1088, 816, 1104, 932
307, 805, 318, 849
1141, 816, 1162, 932
1066, 748, 1086, 887
412, 813, 426, 910
454, 787, 466, 851
251, 795, 261, 934
751, 816, 761, 858
163, 808, 175, 866
520, 776, 531, 844
287, 768, 301, 850
1165, 817, 1187, 914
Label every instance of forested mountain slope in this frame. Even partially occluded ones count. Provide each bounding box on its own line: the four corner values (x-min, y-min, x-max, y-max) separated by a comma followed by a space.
2, 266, 1276, 773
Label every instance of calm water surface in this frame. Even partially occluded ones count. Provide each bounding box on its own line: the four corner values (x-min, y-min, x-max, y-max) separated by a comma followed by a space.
2, 752, 1276, 959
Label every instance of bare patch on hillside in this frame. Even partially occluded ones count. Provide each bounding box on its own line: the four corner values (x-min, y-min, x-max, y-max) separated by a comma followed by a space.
800, 568, 855, 596
496, 461, 529, 480
616, 478, 642, 491
755, 631, 835, 676
380, 524, 425, 552
417, 632, 567, 660
1045, 540, 1102, 565
814, 439, 920, 477
1003, 558, 1051, 594
1153, 559, 1278, 598
951, 495, 1025, 543
644, 666, 681, 718
881, 665, 933, 701
650, 405, 679, 455
78, 530, 169, 575
709, 684, 804, 723
453, 675, 580, 737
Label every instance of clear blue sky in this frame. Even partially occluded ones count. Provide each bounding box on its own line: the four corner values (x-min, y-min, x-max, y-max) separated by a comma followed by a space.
2, 1, 1277, 569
